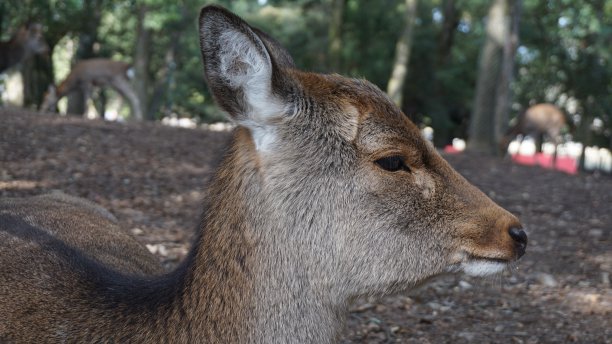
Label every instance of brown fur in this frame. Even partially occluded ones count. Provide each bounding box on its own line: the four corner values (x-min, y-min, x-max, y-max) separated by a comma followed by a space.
40, 58, 142, 119
0, 6, 525, 343
499, 103, 569, 155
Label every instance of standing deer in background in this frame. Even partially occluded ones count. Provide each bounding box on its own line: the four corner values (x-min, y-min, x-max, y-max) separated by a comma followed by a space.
40, 58, 143, 120
0, 23, 48, 72
499, 103, 570, 158
0, 6, 527, 343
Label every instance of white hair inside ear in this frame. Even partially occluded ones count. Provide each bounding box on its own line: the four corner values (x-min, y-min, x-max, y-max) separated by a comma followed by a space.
218, 29, 286, 152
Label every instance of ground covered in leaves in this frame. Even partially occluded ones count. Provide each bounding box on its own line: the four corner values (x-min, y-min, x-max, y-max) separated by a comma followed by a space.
1, 108, 610, 343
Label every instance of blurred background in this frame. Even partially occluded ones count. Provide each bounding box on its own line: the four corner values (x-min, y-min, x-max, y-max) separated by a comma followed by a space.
0, 0, 611, 161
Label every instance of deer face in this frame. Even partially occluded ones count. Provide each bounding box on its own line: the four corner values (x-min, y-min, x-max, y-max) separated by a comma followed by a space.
199, 6, 526, 298
254, 74, 524, 295
19, 23, 48, 56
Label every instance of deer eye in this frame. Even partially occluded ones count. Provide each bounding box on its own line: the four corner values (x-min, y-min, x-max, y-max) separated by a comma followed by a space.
374, 156, 409, 172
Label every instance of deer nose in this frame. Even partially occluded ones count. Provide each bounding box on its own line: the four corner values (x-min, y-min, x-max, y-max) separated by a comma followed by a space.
508, 227, 527, 258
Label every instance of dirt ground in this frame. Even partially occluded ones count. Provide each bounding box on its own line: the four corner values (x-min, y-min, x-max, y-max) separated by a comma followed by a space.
1, 108, 610, 343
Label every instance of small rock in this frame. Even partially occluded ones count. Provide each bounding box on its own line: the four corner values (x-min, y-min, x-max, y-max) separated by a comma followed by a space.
588, 218, 604, 226
427, 302, 441, 310
602, 272, 610, 286
494, 325, 504, 332
536, 272, 558, 287
526, 336, 539, 344
588, 228, 603, 237
146, 244, 168, 256
130, 227, 144, 235
566, 332, 580, 342
458, 331, 475, 341
459, 280, 473, 289
374, 304, 387, 312
366, 322, 381, 332
350, 303, 374, 313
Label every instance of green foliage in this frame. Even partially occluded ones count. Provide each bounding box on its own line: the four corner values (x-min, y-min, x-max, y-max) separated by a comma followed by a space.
1, 0, 610, 144
514, 0, 611, 144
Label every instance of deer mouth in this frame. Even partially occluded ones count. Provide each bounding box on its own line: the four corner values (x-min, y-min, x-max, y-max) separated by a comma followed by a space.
461, 256, 510, 277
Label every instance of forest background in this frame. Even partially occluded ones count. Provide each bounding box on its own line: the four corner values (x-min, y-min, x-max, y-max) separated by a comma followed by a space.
1, 0, 610, 151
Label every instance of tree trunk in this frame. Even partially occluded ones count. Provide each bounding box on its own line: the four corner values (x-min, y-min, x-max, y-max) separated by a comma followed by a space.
21, 51, 53, 110
493, 0, 522, 155
328, 0, 345, 72
386, 0, 418, 107
148, 34, 180, 121
67, 0, 102, 116
93, 89, 107, 118
147, 5, 191, 121
467, 0, 507, 153
430, 0, 461, 146
133, 4, 150, 120
438, 0, 459, 66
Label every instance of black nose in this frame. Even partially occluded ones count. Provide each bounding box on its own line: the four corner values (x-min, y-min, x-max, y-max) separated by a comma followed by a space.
508, 227, 527, 258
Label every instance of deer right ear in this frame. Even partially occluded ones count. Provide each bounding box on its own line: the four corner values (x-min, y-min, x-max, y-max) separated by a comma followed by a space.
199, 6, 293, 130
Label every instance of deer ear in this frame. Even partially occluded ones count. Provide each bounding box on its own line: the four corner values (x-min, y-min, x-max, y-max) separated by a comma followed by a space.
199, 6, 293, 129
251, 27, 295, 69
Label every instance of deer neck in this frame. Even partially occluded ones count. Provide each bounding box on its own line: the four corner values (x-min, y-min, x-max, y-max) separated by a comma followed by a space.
173, 128, 345, 342
55, 78, 76, 99
88, 129, 342, 342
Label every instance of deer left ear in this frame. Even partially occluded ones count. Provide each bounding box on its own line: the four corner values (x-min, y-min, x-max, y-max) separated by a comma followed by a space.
199, 5, 294, 134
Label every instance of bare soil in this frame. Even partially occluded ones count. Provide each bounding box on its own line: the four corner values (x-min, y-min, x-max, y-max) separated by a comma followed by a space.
1, 108, 610, 343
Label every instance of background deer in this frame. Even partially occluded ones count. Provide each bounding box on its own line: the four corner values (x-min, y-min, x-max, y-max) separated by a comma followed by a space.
499, 103, 571, 158
0, 23, 48, 72
0, 6, 527, 343
40, 58, 143, 120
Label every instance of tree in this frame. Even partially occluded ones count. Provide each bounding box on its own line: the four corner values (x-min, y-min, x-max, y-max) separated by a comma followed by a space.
493, 0, 521, 150
66, 0, 105, 116
467, 0, 508, 153
437, 0, 459, 67
20, 53, 53, 109
133, 3, 150, 120
5, 0, 74, 110
386, 0, 418, 107
515, 0, 611, 148
429, 0, 464, 146
1, 0, 609, 141
328, 0, 345, 72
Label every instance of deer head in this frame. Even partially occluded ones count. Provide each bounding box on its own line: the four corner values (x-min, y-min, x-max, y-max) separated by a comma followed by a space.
0, 23, 48, 72
18, 23, 48, 57
199, 6, 526, 298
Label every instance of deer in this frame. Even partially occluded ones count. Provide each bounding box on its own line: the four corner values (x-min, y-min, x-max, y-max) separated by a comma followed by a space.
0, 22, 48, 72
40, 58, 143, 120
0, 6, 527, 343
499, 103, 571, 161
